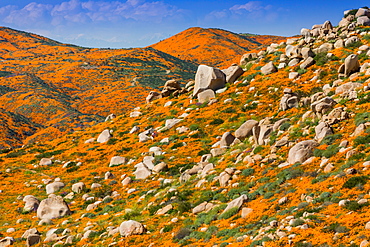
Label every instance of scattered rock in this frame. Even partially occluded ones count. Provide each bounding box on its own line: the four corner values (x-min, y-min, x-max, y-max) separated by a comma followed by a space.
235, 120, 258, 140
109, 156, 127, 167
222, 64, 244, 83
39, 158, 52, 166
23, 195, 40, 212
97, 129, 112, 143
222, 194, 248, 214
46, 182, 65, 195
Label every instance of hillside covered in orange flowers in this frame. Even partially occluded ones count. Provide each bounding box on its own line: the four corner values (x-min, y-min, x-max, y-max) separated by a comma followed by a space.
150, 27, 287, 68
1, 7, 370, 247
0, 26, 283, 149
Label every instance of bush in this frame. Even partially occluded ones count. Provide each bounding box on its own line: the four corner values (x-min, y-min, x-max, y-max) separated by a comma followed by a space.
344, 201, 369, 211
241, 168, 255, 176
218, 207, 240, 220
209, 118, 224, 125
189, 124, 199, 131
313, 144, 340, 158
342, 176, 369, 189
320, 134, 342, 145
354, 134, 370, 147
354, 112, 370, 126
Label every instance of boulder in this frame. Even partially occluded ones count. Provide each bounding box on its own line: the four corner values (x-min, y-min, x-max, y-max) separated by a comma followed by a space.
300, 57, 315, 69
26, 234, 41, 247
279, 88, 299, 111
261, 61, 277, 75
23, 195, 40, 212
311, 97, 336, 117
301, 47, 314, 59
222, 64, 244, 83
338, 54, 360, 77
335, 82, 362, 95
39, 158, 52, 166
334, 39, 344, 49
109, 156, 127, 167
105, 113, 116, 122
316, 43, 333, 53
161, 79, 182, 97
119, 220, 146, 237
46, 182, 65, 195
356, 8, 370, 17
146, 91, 162, 103
357, 16, 370, 26
240, 53, 257, 65
219, 132, 235, 147
288, 140, 319, 164
252, 124, 273, 146
165, 118, 183, 130
97, 129, 111, 143
156, 204, 173, 215
134, 163, 151, 179
235, 120, 258, 140
192, 202, 214, 214
0, 237, 14, 247
37, 194, 71, 220
219, 172, 231, 187
152, 162, 168, 173
222, 194, 248, 214
197, 89, 215, 103
315, 122, 333, 142
71, 182, 85, 194
193, 65, 226, 96
345, 36, 359, 47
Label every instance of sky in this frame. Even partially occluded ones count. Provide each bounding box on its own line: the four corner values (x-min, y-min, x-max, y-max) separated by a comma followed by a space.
0, 0, 368, 48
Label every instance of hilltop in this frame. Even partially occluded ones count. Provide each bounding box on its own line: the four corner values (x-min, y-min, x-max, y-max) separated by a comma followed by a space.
1, 7, 370, 247
150, 27, 287, 68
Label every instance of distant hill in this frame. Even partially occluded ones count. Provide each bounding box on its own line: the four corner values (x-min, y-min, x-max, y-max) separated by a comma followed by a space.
150, 27, 287, 68
0, 27, 197, 147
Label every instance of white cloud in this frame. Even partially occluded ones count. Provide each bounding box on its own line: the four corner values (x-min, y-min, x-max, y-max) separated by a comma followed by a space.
0, 0, 181, 27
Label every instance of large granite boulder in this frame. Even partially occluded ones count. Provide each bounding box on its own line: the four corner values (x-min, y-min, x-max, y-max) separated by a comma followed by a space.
37, 194, 71, 220
193, 65, 226, 96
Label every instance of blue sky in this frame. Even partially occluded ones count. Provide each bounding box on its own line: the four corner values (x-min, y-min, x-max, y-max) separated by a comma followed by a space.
0, 0, 368, 48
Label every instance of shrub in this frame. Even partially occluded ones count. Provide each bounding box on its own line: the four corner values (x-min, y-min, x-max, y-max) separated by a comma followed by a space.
354, 134, 370, 147
320, 134, 342, 145
241, 168, 255, 176
354, 112, 370, 126
209, 118, 224, 125
189, 124, 199, 131
342, 176, 369, 189
218, 207, 240, 220
313, 144, 340, 158
344, 201, 369, 211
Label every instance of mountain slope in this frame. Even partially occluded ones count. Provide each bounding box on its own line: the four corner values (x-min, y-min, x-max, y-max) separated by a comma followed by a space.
0, 27, 197, 147
1, 8, 370, 247
150, 27, 287, 68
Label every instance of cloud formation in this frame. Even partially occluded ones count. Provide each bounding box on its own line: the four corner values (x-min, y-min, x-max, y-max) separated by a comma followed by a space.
0, 0, 180, 27
204, 1, 278, 23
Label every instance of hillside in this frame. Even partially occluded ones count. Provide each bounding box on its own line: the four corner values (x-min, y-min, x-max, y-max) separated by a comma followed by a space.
1, 7, 370, 247
0, 27, 197, 148
150, 27, 287, 68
